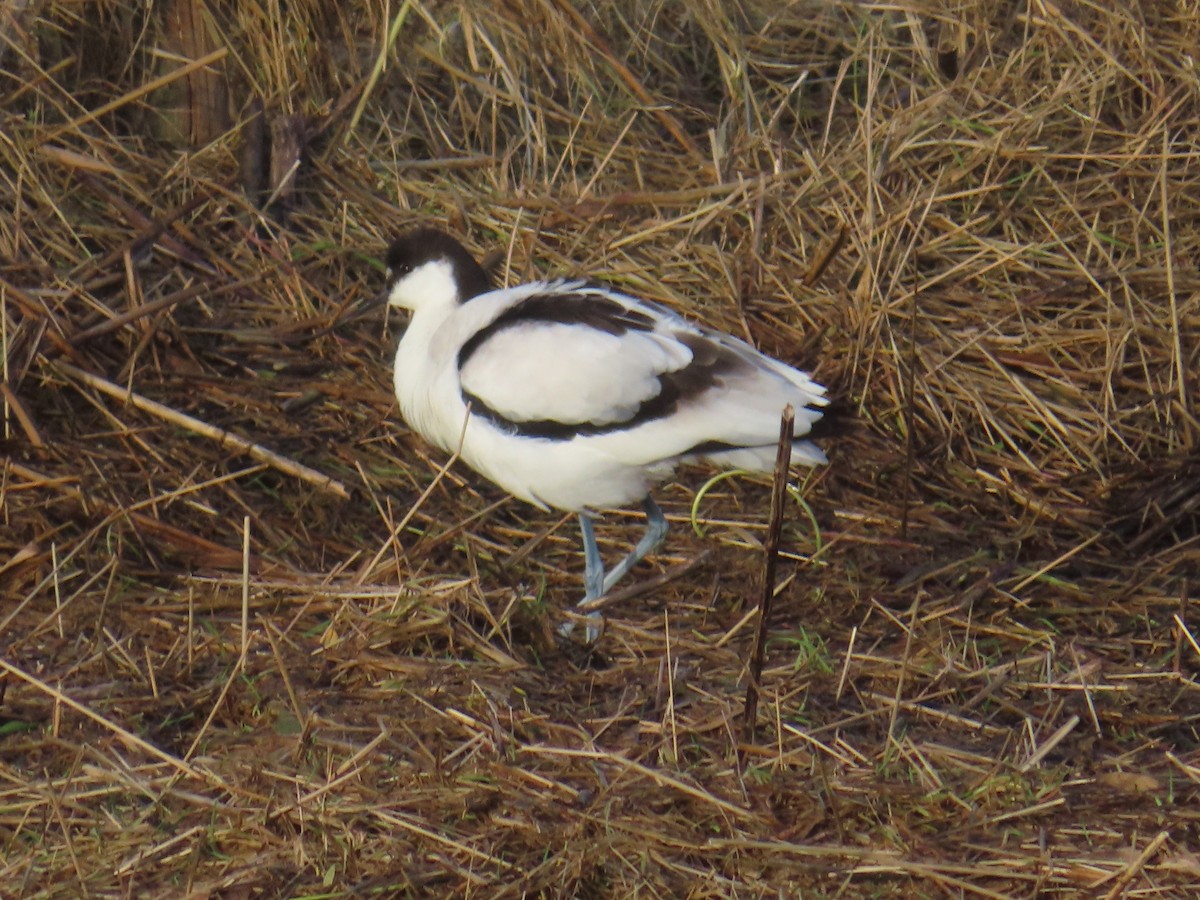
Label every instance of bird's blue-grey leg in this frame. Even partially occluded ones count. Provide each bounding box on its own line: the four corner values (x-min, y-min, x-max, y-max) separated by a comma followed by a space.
600, 496, 668, 594
561, 499, 668, 641
579, 513, 605, 602
557, 512, 605, 641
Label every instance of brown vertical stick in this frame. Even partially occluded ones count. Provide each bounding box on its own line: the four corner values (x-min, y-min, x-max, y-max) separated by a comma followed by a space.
899, 253, 919, 542
742, 405, 794, 749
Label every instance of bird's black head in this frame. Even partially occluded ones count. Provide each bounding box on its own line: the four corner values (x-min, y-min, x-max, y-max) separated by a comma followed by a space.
384, 229, 491, 309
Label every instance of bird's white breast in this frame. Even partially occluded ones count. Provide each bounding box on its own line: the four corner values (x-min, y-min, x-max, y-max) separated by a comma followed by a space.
392, 304, 467, 454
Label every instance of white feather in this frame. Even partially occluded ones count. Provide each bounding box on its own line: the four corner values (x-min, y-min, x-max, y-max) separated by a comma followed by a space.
460, 322, 692, 426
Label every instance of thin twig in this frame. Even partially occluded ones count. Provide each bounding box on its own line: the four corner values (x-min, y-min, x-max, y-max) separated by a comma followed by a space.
899, 252, 919, 541
183, 516, 253, 763
572, 550, 712, 614
1098, 830, 1170, 899
0, 657, 204, 781
346, 0, 415, 142
55, 47, 228, 137
68, 276, 261, 347
742, 405, 793, 749
54, 361, 349, 499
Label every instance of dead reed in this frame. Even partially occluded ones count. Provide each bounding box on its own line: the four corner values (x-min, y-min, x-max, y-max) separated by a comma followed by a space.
2, 0, 1198, 895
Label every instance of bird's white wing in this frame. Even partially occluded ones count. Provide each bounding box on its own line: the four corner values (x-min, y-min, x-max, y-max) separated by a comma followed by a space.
457, 284, 693, 433
455, 282, 827, 461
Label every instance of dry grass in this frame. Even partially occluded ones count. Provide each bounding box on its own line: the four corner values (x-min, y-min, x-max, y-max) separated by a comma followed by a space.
3, 0, 1199, 896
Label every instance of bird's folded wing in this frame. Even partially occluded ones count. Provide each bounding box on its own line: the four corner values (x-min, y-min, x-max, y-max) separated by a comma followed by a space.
458, 319, 693, 433
454, 283, 827, 453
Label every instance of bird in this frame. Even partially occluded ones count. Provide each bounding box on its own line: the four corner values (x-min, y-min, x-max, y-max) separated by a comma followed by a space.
383, 228, 828, 639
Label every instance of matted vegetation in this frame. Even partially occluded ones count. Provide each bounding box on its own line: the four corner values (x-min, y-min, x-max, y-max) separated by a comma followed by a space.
2, 0, 1199, 895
